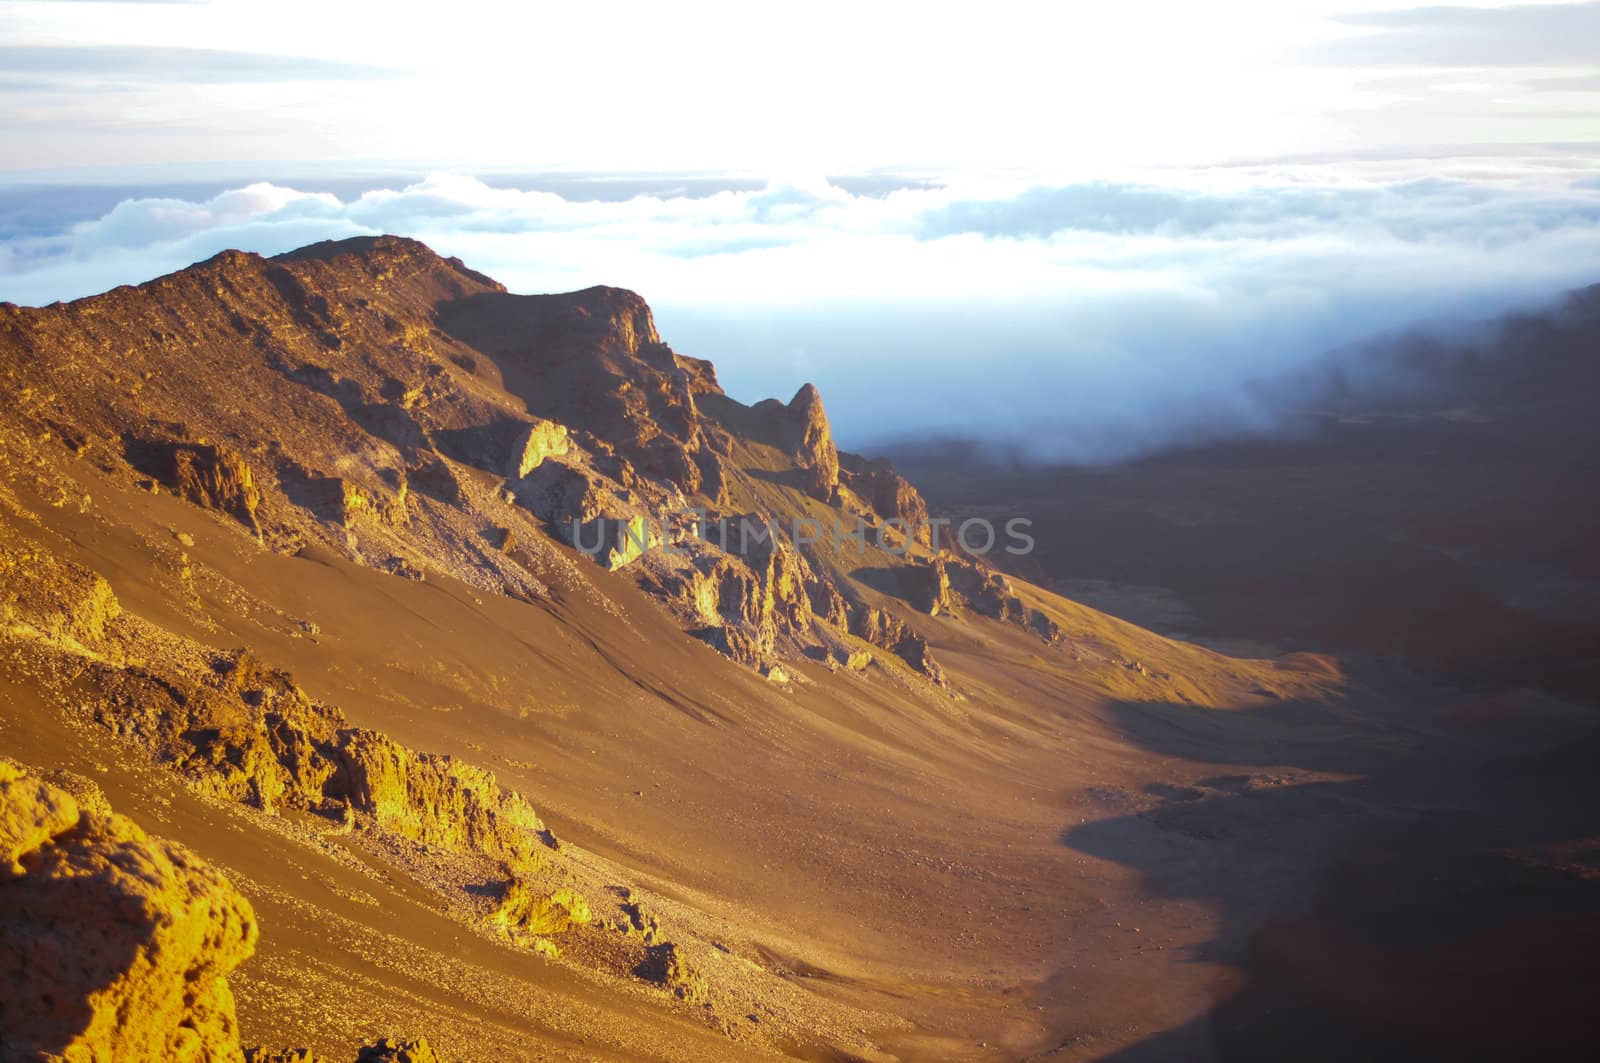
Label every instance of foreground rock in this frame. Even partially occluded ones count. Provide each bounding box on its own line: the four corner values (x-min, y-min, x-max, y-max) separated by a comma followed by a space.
489, 881, 592, 948
0, 758, 257, 1062
244, 1038, 440, 1063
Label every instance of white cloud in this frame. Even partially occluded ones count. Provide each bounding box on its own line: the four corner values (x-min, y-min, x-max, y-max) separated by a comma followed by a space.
4, 167, 1600, 461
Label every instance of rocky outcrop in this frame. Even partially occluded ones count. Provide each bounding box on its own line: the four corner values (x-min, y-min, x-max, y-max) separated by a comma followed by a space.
507, 419, 569, 478
354, 1039, 441, 1063
846, 603, 947, 683
895, 634, 947, 686
1, 547, 554, 879
0, 759, 257, 1062
785, 384, 840, 503
245, 1038, 440, 1063
490, 882, 592, 943
945, 558, 1022, 621
512, 460, 651, 571
172, 683, 549, 874
438, 287, 723, 502
839, 452, 930, 546
692, 622, 766, 668
133, 440, 263, 535
906, 559, 954, 616
1, 547, 122, 647
336, 730, 547, 873
876, 554, 1060, 647
939, 555, 1062, 642
1028, 608, 1064, 644
244, 1050, 329, 1063
728, 522, 816, 635
662, 523, 832, 667
636, 942, 708, 1004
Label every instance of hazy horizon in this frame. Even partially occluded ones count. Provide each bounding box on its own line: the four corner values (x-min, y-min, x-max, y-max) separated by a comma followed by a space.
3, 0, 1598, 461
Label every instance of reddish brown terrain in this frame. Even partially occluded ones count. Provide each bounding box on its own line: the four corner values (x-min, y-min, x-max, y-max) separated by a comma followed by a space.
2, 237, 1596, 1061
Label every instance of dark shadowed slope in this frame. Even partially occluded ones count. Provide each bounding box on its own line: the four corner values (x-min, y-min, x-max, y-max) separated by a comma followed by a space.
896, 284, 1600, 705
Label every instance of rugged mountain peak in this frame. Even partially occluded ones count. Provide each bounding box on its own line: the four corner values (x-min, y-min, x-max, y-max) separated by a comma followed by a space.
273, 234, 505, 294
789, 382, 824, 409
786, 383, 840, 503
838, 450, 931, 546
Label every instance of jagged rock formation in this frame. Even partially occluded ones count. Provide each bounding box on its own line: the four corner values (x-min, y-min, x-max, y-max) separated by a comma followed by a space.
123, 648, 549, 872
245, 1038, 440, 1063
0, 759, 257, 1062
838, 451, 930, 546
907, 558, 955, 616
437, 285, 730, 503
637, 941, 708, 1003
489, 881, 592, 945
134, 440, 264, 536
354, 1040, 441, 1063
508, 419, 569, 478
782, 384, 841, 503
336, 730, 546, 869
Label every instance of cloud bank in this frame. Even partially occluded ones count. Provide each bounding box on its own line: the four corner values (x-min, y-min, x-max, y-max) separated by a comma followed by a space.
4, 168, 1600, 462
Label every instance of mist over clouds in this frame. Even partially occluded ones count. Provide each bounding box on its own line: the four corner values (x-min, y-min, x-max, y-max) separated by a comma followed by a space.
4, 169, 1600, 463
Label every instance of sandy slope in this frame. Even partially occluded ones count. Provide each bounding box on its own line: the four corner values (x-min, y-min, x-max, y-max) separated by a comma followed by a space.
4, 242, 1596, 1061
1, 408, 1463, 1062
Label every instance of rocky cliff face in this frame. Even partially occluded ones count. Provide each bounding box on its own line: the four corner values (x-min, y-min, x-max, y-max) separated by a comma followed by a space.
0, 758, 258, 1062
436, 285, 731, 503
838, 450, 930, 546
2, 543, 553, 876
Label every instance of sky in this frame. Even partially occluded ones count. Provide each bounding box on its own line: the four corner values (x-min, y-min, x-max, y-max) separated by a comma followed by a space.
1, 1, 1599, 459
3, 0, 1599, 173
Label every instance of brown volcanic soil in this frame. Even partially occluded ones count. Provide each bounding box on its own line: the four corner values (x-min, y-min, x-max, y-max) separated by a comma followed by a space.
3, 241, 1598, 1061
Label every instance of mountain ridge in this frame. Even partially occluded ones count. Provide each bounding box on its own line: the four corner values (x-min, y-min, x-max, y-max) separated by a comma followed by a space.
0, 234, 1071, 685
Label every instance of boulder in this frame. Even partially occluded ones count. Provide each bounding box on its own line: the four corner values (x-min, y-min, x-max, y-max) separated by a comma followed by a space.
490, 882, 592, 940
507, 419, 569, 478
0, 546, 122, 647
0, 760, 258, 1062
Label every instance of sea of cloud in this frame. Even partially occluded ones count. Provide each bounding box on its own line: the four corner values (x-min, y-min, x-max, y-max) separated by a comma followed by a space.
4, 168, 1600, 462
